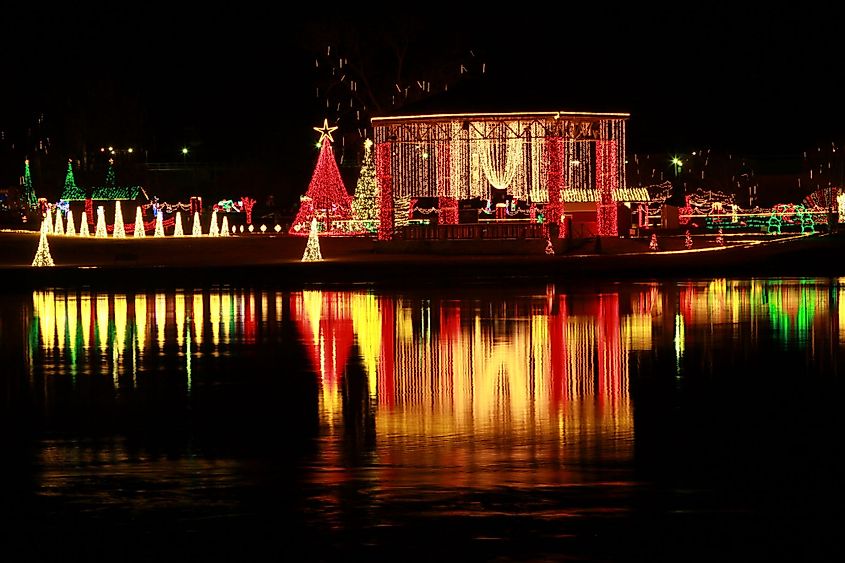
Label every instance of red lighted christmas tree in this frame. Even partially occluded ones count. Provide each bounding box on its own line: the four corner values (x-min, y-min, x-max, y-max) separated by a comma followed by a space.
289, 119, 353, 235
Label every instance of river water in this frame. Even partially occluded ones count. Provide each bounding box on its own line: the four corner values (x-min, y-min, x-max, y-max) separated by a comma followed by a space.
2, 278, 844, 561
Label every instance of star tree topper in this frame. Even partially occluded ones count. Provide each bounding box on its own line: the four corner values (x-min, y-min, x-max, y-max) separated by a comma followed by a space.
314, 118, 338, 144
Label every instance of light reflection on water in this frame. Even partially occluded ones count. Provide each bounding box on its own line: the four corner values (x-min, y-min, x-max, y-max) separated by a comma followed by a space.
7, 277, 845, 559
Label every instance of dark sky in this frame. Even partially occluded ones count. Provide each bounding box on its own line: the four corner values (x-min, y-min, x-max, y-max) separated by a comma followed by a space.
2, 6, 844, 192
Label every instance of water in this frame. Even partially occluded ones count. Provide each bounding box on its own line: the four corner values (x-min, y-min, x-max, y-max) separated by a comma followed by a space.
2, 279, 845, 561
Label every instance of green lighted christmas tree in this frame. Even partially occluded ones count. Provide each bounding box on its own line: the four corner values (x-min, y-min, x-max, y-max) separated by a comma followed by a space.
61, 159, 86, 200
105, 159, 116, 187
351, 139, 379, 221
302, 217, 323, 261
32, 220, 55, 267
22, 159, 37, 208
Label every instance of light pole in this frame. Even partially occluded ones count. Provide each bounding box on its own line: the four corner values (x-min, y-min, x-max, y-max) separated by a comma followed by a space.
671, 156, 683, 178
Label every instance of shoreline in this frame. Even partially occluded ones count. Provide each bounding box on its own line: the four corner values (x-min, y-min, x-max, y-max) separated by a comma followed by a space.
2, 231, 844, 290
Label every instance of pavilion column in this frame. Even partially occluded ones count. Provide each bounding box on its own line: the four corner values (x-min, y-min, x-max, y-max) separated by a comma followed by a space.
545, 136, 564, 238
596, 140, 618, 237
437, 141, 458, 224
377, 141, 394, 240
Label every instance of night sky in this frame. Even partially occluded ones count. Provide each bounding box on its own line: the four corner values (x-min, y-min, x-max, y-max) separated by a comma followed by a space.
2, 6, 844, 201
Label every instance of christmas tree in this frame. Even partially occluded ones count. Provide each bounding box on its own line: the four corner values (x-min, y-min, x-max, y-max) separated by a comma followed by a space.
134, 206, 146, 237
113, 201, 126, 238
79, 212, 90, 236
289, 119, 352, 235
44, 208, 53, 234
684, 230, 693, 249
61, 159, 86, 200
209, 210, 219, 236
21, 159, 37, 208
154, 211, 165, 237
105, 158, 116, 187
95, 206, 107, 237
221, 215, 230, 236
174, 211, 184, 236
302, 217, 323, 261
192, 211, 202, 236
32, 220, 55, 267
649, 233, 659, 251
54, 209, 64, 235
351, 138, 379, 221
66, 211, 76, 236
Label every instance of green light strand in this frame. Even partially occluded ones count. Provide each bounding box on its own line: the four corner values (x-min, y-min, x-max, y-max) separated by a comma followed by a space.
60, 160, 86, 200
22, 160, 37, 208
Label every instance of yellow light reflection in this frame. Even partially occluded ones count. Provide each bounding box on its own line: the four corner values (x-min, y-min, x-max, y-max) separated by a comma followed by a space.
193, 292, 203, 346
96, 295, 109, 351
176, 291, 185, 348
80, 292, 91, 349
114, 294, 127, 354
210, 292, 220, 346
840, 287, 845, 343
351, 292, 380, 399
55, 292, 66, 352
155, 293, 166, 349
135, 294, 147, 352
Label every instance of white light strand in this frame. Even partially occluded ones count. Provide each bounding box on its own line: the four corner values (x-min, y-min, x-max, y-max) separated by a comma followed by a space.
134, 206, 146, 238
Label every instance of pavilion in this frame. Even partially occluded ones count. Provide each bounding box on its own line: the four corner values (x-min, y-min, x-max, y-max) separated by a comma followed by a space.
371, 102, 636, 241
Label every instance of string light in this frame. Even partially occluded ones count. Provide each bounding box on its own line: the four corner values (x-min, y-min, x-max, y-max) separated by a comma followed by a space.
134, 206, 146, 237
377, 142, 393, 240
290, 125, 353, 235
241, 196, 256, 225
95, 206, 107, 237
61, 159, 85, 200
192, 211, 202, 236
351, 138, 379, 221
208, 210, 219, 236
105, 159, 116, 187
302, 218, 323, 261
80, 212, 90, 237
373, 113, 626, 239
66, 210, 76, 236
113, 201, 126, 238
154, 212, 164, 237
174, 211, 184, 236
32, 220, 54, 267
22, 159, 37, 208
53, 208, 64, 235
